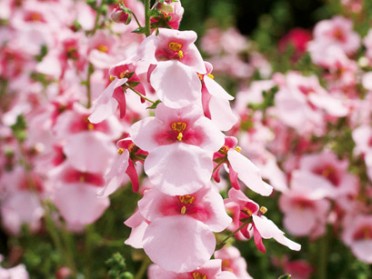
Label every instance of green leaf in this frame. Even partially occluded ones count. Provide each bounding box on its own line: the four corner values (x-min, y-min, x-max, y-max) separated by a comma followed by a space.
10, 114, 27, 142
146, 99, 162, 110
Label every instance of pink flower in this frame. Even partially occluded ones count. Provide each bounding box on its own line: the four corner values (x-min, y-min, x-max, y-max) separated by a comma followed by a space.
278, 28, 312, 60
138, 184, 231, 232
274, 72, 348, 134
138, 28, 205, 108
199, 62, 238, 131
279, 183, 330, 238
151, 0, 184, 30
50, 163, 109, 231
99, 138, 146, 196
309, 16, 360, 56
143, 215, 216, 272
0, 261, 29, 279
214, 246, 253, 279
342, 215, 372, 263
225, 188, 300, 252
148, 259, 237, 279
213, 137, 273, 196
294, 150, 359, 199
131, 103, 224, 195
282, 259, 313, 279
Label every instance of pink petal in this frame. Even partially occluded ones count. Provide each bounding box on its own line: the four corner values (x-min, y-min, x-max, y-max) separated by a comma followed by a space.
143, 216, 216, 272
204, 75, 234, 100
53, 183, 110, 232
252, 215, 301, 251
351, 240, 372, 263
227, 149, 273, 196
89, 78, 127, 123
150, 61, 202, 108
144, 144, 213, 195
209, 97, 238, 131
64, 132, 116, 173
130, 117, 163, 152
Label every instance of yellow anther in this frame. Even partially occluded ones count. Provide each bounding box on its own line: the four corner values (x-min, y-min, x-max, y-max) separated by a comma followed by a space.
192, 272, 207, 279
171, 121, 187, 132
117, 148, 124, 155
87, 122, 95, 131
219, 145, 229, 155
207, 73, 214, 79
29, 12, 43, 22
168, 41, 183, 52
171, 121, 187, 141
181, 206, 187, 215
119, 70, 129, 79
79, 175, 85, 183
178, 194, 195, 205
178, 50, 184, 59
259, 206, 268, 214
242, 208, 253, 216
97, 44, 109, 53
234, 146, 242, 153
177, 132, 183, 142
109, 75, 115, 81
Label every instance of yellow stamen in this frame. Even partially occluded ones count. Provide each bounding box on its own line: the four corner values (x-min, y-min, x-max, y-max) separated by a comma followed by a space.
119, 70, 129, 79
171, 121, 187, 142
96, 44, 109, 53
168, 42, 183, 52
79, 175, 85, 183
117, 148, 124, 155
181, 206, 187, 215
178, 50, 184, 59
234, 146, 242, 153
259, 206, 268, 214
242, 208, 253, 216
219, 145, 229, 155
207, 73, 214, 79
109, 75, 115, 81
178, 194, 195, 205
87, 122, 95, 131
177, 132, 183, 142
192, 272, 207, 279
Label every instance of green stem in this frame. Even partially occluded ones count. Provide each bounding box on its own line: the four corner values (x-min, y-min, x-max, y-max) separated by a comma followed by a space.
83, 225, 95, 279
134, 257, 151, 279
130, 11, 143, 29
129, 87, 156, 104
144, 0, 151, 36
317, 228, 329, 279
43, 201, 76, 275
86, 63, 94, 108
216, 219, 250, 250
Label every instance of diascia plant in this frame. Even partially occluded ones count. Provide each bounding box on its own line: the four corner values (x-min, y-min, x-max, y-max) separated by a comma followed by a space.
7, 0, 372, 278
87, 0, 300, 277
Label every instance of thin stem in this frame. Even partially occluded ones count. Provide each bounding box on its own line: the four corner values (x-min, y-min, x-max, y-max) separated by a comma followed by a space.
86, 63, 94, 108
43, 201, 76, 275
134, 256, 151, 279
130, 11, 142, 29
129, 87, 156, 104
217, 219, 250, 250
317, 228, 329, 279
144, 0, 151, 36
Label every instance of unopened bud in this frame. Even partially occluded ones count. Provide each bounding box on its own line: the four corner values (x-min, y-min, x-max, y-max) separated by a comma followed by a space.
110, 7, 132, 25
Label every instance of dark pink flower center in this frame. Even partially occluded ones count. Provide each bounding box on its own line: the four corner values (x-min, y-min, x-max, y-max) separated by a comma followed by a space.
332, 27, 346, 42
353, 225, 372, 240
63, 168, 104, 186
313, 164, 340, 186
292, 197, 315, 209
